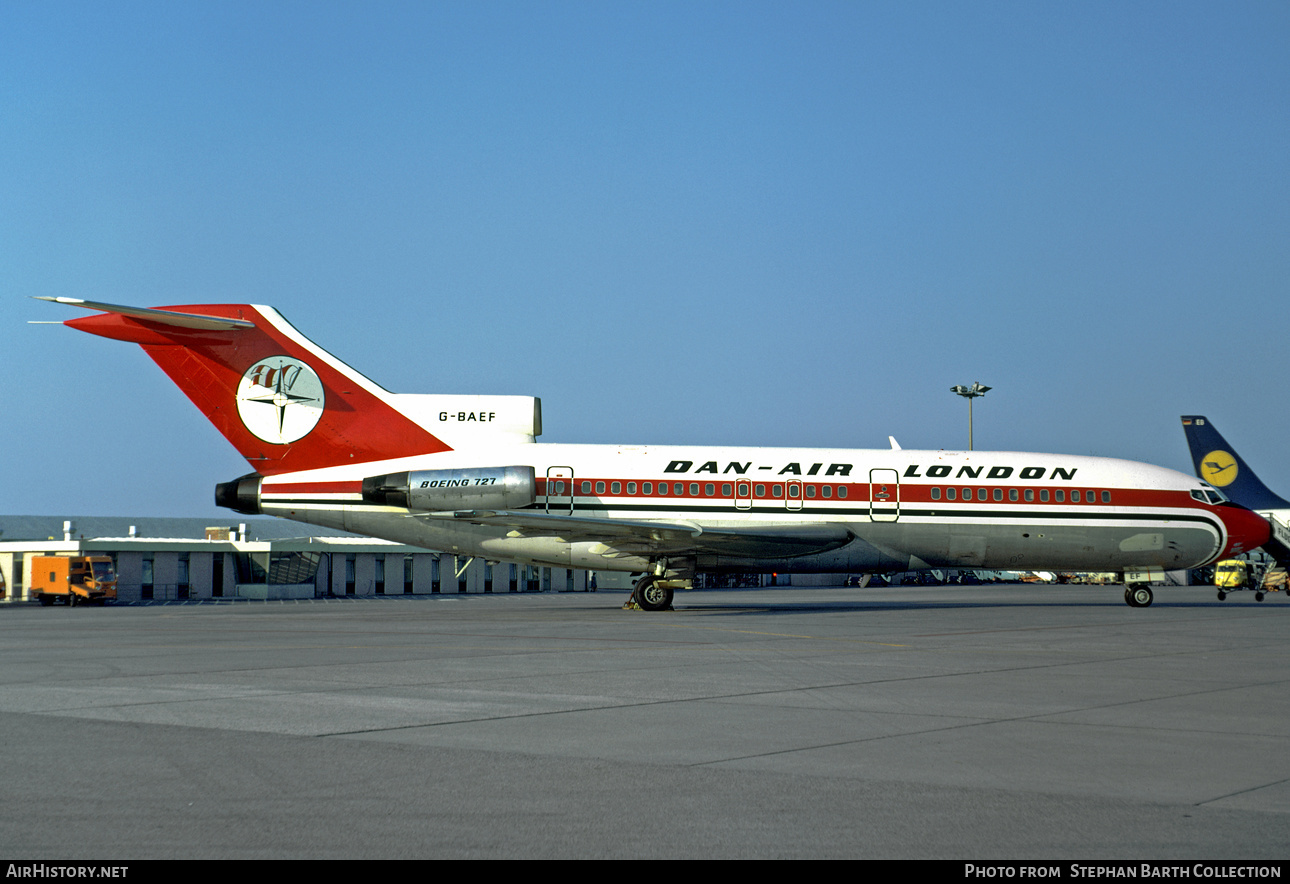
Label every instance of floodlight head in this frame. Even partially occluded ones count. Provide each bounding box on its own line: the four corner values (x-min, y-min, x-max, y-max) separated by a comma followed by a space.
951, 382, 991, 399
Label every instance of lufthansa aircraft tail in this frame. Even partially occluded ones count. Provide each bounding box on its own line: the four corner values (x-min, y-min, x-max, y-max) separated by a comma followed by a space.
1180, 415, 1290, 511
40, 298, 541, 476
1181, 415, 1290, 570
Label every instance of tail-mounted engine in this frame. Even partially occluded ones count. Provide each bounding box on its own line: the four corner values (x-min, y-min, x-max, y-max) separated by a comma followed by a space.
215, 473, 264, 515
362, 466, 536, 512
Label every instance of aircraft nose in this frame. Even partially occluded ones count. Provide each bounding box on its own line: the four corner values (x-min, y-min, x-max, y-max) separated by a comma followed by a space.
1216, 504, 1272, 560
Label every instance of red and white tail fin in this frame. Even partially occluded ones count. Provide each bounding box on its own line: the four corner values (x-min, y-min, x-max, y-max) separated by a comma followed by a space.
43, 298, 453, 475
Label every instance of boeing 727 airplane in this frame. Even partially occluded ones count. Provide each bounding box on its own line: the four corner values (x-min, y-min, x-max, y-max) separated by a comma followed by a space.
38, 298, 1270, 609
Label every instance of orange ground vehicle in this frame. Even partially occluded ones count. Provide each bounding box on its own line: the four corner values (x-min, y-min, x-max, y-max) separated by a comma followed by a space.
30, 556, 117, 606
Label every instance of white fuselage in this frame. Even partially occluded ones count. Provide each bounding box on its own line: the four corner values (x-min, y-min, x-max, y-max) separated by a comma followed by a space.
255, 441, 1251, 577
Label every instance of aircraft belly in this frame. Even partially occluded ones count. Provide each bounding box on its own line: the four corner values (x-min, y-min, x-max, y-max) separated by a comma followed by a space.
856, 519, 1221, 572
696, 536, 912, 574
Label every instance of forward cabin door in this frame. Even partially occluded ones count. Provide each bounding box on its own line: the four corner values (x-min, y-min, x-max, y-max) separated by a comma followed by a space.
869, 469, 900, 522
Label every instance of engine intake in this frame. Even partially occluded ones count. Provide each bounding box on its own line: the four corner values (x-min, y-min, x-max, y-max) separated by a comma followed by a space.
362, 466, 536, 512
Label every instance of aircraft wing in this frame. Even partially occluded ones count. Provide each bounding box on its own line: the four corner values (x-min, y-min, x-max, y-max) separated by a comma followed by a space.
411, 509, 853, 559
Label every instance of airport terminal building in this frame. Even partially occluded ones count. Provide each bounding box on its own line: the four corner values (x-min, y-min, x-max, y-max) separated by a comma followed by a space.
0, 516, 610, 603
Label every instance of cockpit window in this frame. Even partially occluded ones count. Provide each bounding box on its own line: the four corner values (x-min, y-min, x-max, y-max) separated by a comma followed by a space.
1191, 486, 1228, 505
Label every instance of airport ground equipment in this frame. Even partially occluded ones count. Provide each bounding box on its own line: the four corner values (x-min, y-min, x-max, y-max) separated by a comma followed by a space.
1215, 559, 1252, 599
29, 556, 118, 606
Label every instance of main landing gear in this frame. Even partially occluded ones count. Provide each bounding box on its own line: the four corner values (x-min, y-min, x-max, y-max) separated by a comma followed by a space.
1124, 584, 1154, 608
625, 558, 694, 611
630, 575, 674, 612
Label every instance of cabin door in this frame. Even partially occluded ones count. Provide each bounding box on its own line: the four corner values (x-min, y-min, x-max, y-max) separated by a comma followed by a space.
869, 469, 899, 522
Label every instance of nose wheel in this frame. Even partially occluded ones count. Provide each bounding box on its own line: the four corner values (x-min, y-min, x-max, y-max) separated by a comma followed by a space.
1124, 584, 1153, 607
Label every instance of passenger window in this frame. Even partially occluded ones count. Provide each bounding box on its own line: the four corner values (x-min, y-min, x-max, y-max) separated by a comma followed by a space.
1024, 489, 1033, 502
705, 483, 715, 496
977, 489, 988, 501
806, 486, 816, 498
772, 484, 783, 497
1102, 491, 1111, 503
581, 481, 591, 495
993, 489, 1002, 501
643, 482, 652, 494
838, 486, 847, 499
755, 484, 765, 497
822, 486, 832, 498
689, 483, 699, 496
788, 485, 800, 498
674, 483, 684, 495
931, 488, 941, 500
627, 482, 636, 494
1055, 490, 1065, 502
1040, 489, 1049, 502
611, 482, 621, 494
1009, 489, 1018, 501
722, 483, 732, 496
1071, 490, 1080, 502
946, 488, 956, 501
595, 481, 605, 495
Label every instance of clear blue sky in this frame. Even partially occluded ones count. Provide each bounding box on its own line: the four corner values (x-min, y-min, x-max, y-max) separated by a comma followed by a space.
4, 1, 1288, 518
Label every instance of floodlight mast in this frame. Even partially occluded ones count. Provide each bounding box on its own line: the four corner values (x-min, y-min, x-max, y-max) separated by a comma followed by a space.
950, 382, 992, 451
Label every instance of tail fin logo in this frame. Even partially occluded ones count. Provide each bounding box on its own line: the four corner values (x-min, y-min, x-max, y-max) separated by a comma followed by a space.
235, 356, 325, 444
1200, 450, 1238, 487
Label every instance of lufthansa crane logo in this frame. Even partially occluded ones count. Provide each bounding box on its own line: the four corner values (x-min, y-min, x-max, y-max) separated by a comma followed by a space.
235, 356, 325, 444
1200, 450, 1238, 487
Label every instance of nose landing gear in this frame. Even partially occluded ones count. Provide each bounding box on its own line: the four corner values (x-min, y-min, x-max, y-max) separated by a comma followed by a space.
1124, 584, 1154, 607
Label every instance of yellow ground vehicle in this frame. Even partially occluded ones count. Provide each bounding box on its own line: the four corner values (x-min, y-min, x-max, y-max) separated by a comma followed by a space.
30, 556, 117, 606
1214, 559, 1251, 591
1213, 559, 1283, 603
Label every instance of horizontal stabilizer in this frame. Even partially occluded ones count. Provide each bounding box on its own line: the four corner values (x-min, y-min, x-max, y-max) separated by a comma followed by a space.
34, 297, 257, 331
